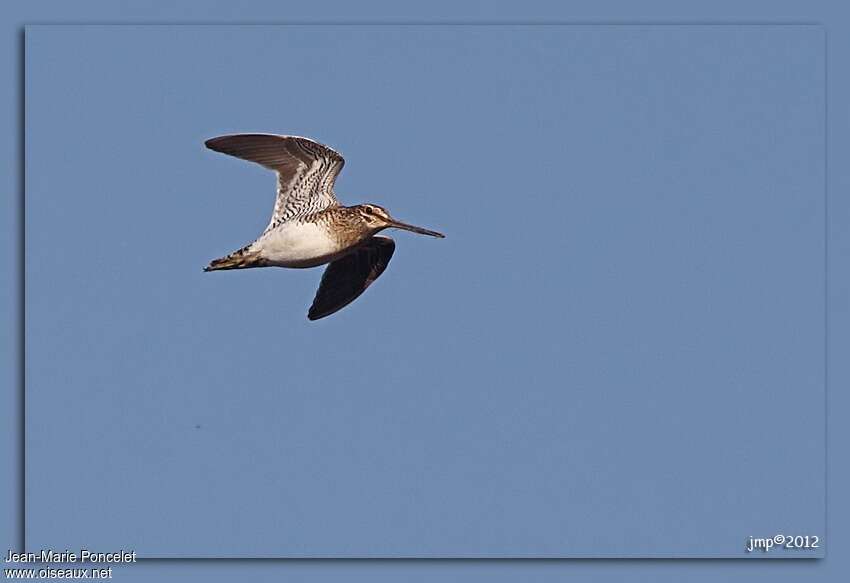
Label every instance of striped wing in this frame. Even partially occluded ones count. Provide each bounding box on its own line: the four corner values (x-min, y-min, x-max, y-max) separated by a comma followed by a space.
205, 134, 345, 231
308, 236, 395, 321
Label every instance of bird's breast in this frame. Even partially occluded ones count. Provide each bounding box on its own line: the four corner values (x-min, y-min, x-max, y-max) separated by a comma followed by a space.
255, 222, 348, 268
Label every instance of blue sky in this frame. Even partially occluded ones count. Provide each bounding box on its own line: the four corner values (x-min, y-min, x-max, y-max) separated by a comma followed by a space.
24, 25, 824, 557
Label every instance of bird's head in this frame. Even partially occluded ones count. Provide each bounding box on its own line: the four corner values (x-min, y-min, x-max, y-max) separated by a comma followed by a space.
355, 204, 445, 238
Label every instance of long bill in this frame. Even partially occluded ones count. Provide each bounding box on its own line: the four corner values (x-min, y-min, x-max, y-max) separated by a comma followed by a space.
388, 219, 445, 238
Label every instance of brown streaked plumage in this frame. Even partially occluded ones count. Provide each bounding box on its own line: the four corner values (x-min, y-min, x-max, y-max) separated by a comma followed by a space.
203, 133, 444, 320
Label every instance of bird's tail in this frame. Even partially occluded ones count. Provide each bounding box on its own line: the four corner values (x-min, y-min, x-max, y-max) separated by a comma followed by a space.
204, 244, 265, 272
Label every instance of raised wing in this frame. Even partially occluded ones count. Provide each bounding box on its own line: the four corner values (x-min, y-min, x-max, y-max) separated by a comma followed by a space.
308, 236, 395, 321
205, 134, 345, 231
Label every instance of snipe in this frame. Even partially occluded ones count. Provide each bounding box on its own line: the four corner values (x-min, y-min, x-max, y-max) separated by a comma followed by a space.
204, 134, 444, 320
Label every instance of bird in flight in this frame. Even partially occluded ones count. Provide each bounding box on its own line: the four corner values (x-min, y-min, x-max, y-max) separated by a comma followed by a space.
203, 134, 444, 320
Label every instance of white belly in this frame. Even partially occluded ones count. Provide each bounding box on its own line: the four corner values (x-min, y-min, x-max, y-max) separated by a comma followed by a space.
255, 223, 342, 268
